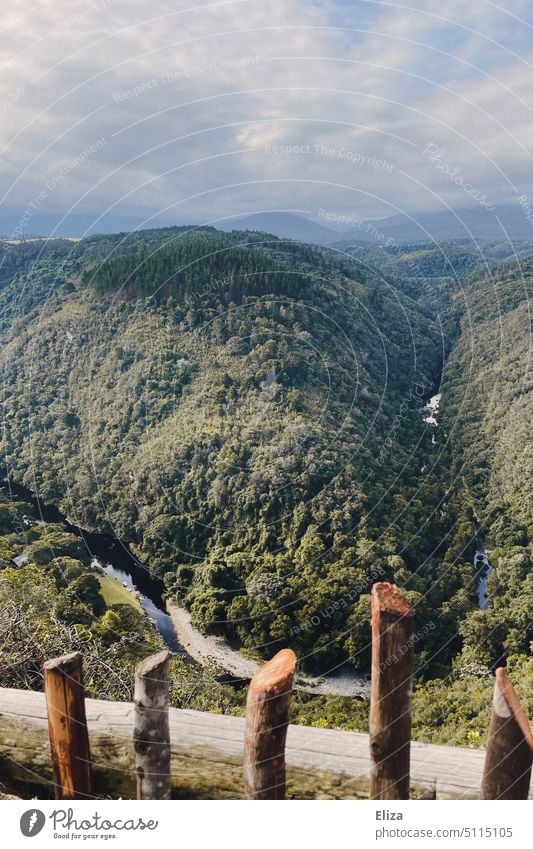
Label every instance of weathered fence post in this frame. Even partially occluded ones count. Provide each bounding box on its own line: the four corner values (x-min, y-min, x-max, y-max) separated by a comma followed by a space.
134, 650, 172, 800
482, 667, 533, 800
370, 582, 413, 800
43, 651, 93, 799
244, 648, 297, 799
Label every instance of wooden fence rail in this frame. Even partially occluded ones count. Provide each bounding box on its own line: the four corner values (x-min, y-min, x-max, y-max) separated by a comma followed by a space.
0, 687, 504, 799
0, 583, 531, 801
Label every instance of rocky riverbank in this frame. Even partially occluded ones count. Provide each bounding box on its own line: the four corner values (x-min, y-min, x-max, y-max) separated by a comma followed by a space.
167, 602, 371, 697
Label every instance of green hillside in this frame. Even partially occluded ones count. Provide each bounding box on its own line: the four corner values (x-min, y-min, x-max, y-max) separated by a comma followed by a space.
442, 257, 532, 536
0, 229, 450, 672
438, 259, 533, 670
0, 228, 530, 694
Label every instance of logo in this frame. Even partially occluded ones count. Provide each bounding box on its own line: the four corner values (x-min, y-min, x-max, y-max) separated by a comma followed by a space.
20, 810, 46, 837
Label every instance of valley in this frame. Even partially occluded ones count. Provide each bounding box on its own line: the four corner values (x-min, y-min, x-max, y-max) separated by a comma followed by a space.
0, 225, 531, 745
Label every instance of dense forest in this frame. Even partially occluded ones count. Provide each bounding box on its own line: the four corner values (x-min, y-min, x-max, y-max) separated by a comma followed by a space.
0, 227, 531, 744
342, 239, 533, 673
0, 486, 244, 716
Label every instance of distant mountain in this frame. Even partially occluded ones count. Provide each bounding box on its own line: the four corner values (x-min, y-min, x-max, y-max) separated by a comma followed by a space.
0, 210, 343, 244
214, 205, 533, 246
336, 204, 533, 245
216, 212, 342, 244
5, 204, 533, 246
0, 212, 187, 239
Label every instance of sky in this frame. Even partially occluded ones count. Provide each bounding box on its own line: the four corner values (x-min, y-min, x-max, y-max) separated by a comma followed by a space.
1, 0, 533, 234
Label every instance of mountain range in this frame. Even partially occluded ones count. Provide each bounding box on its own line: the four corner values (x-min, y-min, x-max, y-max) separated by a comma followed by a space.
3, 203, 533, 246
222, 205, 533, 246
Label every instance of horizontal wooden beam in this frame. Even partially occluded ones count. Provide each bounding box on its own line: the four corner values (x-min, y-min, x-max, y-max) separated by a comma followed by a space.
0, 687, 525, 799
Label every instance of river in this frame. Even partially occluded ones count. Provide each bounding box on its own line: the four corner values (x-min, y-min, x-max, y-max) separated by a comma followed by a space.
1, 477, 371, 696
420, 395, 493, 609
475, 548, 493, 610
0, 477, 184, 654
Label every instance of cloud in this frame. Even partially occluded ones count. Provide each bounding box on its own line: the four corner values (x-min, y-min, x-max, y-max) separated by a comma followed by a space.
1, 0, 532, 232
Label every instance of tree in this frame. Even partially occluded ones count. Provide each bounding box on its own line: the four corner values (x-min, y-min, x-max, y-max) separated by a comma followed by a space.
69, 574, 106, 616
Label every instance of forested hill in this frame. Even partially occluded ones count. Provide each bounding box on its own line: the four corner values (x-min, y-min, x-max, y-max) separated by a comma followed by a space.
338, 239, 533, 346
442, 257, 532, 540
0, 228, 530, 685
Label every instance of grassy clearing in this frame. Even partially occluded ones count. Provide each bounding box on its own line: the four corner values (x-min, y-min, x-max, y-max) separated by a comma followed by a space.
97, 575, 142, 610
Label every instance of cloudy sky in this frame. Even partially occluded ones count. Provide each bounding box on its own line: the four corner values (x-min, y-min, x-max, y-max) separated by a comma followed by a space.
2, 0, 533, 234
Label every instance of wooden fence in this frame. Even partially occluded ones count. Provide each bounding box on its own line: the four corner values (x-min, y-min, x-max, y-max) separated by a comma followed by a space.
1, 582, 532, 801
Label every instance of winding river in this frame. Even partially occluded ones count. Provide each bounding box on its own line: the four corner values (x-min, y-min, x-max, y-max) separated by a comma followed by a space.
1, 478, 184, 654
1, 477, 371, 696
